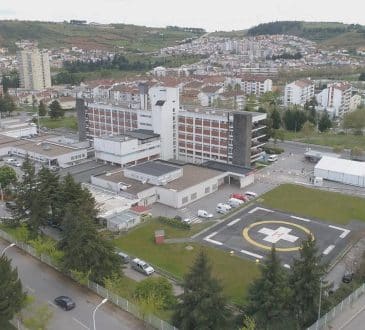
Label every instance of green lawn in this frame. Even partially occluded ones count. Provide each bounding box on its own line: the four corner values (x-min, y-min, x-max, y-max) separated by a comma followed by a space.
39, 116, 78, 131
113, 219, 260, 306
261, 184, 365, 224
283, 131, 365, 150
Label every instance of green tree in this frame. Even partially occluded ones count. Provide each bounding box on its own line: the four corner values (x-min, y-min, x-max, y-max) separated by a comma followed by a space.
318, 111, 332, 132
59, 206, 121, 284
0, 93, 16, 116
240, 315, 256, 330
0, 165, 17, 189
48, 100, 64, 119
342, 108, 365, 133
135, 277, 176, 310
283, 109, 307, 132
173, 251, 230, 330
289, 236, 328, 328
246, 246, 292, 329
38, 100, 47, 117
0, 255, 27, 325
271, 108, 281, 130
302, 121, 315, 143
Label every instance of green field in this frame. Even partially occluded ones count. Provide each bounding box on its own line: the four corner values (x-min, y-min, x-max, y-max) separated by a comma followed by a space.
113, 219, 260, 305
39, 116, 78, 131
283, 131, 365, 150
261, 184, 365, 224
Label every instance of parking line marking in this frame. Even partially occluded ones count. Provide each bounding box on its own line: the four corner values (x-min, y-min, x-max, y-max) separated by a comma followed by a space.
47, 300, 58, 308
240, 249, 263, 259
290, 215, 311, 223
227, 218, 241, 227
248, 207, 274, 214
329, 225, 351, 238
283, 264, 291, 269
323, 245, 335, 255
73, 317, 90, 330
204, 232, 223, 246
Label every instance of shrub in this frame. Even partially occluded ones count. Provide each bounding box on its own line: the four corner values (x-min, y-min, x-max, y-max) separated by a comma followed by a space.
263, 145, 284, 155
157, 216, 191, 230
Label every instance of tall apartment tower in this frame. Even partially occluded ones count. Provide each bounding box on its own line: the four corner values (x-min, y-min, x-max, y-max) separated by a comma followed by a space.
17, 48, 52, 90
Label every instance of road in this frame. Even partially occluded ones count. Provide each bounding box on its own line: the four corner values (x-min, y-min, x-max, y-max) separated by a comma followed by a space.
0, 239, 145, 330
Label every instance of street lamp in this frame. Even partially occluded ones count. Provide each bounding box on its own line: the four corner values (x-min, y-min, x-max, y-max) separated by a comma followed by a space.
92, 298, 107, 330
1, 242, 16, 255
316, 278, 324, 330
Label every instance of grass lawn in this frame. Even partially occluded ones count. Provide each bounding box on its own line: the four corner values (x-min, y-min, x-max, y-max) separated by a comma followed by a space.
39, 116, 78, 131
283, 131, 365, 150
113, 219, 260, 306
261, 184, 365, 224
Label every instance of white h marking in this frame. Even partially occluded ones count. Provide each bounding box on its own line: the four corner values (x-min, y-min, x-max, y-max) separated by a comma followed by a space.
259, 226, 298, 244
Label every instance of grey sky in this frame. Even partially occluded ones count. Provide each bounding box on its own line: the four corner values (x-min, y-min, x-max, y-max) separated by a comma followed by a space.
1, 0, 364, 31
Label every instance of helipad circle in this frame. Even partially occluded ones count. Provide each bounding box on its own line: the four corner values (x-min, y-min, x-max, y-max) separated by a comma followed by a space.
242, 220, 314, 252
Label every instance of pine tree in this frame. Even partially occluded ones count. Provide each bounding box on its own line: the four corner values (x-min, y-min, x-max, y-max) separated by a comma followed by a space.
0, 255, 26, 325
49, 100, 64, 119
289, 236, 327, 328
271, 108, 281, 129
59, 205, 120, 284
38, 100, 47, 117
318, 111, 332, 132
172, 251, 230, 330
246, 246, 292, 329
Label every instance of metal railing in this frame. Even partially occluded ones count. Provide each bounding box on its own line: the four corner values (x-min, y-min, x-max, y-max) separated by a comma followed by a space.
0, 228, 178, 330
307, 283, 365, 330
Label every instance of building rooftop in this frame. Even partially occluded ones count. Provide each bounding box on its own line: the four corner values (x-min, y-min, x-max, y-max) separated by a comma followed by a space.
202, 161, 253, 176
164, 164, 223, 191
128, 161, 180, 177
98, 129, 159, 143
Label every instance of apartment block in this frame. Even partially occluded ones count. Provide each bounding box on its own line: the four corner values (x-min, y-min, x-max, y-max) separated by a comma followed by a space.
284, 79, 314, 106
17, 48, 51, 90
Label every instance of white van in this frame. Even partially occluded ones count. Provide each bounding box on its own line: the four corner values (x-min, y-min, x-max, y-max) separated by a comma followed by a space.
131, 258, 154, 275
228, 198, 244, 208
216, 203, 231, 214
197, 210, 213, 218
267, 154, 278, 162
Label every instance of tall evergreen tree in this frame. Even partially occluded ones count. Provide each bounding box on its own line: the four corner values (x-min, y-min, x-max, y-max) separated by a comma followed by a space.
0, 255, 27, 325
289, 236, 327, 328
38, 100, 47, 117
318, 111, 332, 132
49, 100, 64, 119
271, 108, 281, 129
246, 246, 292, 329
59, 206, 120, 284
173, 251, 230, 330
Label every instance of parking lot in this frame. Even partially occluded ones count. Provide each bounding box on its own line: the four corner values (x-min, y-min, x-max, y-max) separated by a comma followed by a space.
197, 205, 353, 266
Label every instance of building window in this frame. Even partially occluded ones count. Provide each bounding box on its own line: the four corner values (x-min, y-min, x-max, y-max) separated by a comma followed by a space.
205, 187, 210, 194
182, 196, 188, 204
191, 193, 197, 200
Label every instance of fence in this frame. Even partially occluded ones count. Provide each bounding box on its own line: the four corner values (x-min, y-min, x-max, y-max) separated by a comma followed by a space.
0, 229, 178, 330
307, 283, 365, 330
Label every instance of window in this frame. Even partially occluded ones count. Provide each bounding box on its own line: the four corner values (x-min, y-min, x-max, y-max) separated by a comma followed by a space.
191, 193, 197, 200
182, 196, 188, 204
205, 187, 210, 194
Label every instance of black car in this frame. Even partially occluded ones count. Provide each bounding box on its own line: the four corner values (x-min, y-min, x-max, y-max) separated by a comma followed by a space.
342, 272, 354, 284
54, 296, 76, 311
5, 201, 17, 210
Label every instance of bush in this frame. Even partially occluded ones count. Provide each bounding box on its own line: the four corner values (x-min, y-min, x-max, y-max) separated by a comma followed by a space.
263, 145, 284, 155
157, 216, 191, 230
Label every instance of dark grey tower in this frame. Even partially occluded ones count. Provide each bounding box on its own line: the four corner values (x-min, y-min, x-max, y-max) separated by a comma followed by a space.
76, 98, 87, 141
232, 112, 252, 167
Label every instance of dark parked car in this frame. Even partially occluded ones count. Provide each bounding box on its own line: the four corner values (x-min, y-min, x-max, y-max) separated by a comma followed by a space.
54, 296, 76, 311
5, 201, 17, 210
342, 272, 354, 284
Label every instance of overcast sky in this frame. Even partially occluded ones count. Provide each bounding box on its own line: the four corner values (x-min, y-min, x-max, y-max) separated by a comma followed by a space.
1, 0, 364, 31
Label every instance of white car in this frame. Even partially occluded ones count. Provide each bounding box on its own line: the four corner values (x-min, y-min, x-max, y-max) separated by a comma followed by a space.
182, 218, 192, 225
228, 198, 244, 208
197, 210, 213, 218
131, 258, 155, 275
6, 158, 16, 164
216, 203, 231, 214
245, 191, 258, 199
267, 154, 278, 162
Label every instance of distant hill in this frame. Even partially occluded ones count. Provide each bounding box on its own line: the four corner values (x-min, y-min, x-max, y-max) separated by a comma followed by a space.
212, 21, 365, 50
0, 20, 205, 53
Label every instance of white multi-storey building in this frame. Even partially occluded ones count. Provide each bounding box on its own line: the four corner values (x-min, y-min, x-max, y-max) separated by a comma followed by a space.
17, 48, 51, 90
316, 82, 353, 117
284, 79, 315, 106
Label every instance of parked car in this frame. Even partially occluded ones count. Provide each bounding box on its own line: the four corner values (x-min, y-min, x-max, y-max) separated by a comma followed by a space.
5, 201, 17, 210
182, 218, 192, 225
197, 210, 213, 218
228, 198, 244, 208
342, 272, 354, 284
116, 252, 130, 264
216, 203, 231, 214
267, 154, 278, 162
131, 258, 155, 275
54, 296, 76, 311
5, 158, 16, 164
245, 191, 258, 199
13, 161, 22, 167
230, 193, 249, 202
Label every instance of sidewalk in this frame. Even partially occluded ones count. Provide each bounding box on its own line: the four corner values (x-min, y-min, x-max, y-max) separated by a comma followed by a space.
326, 292, 365, 329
